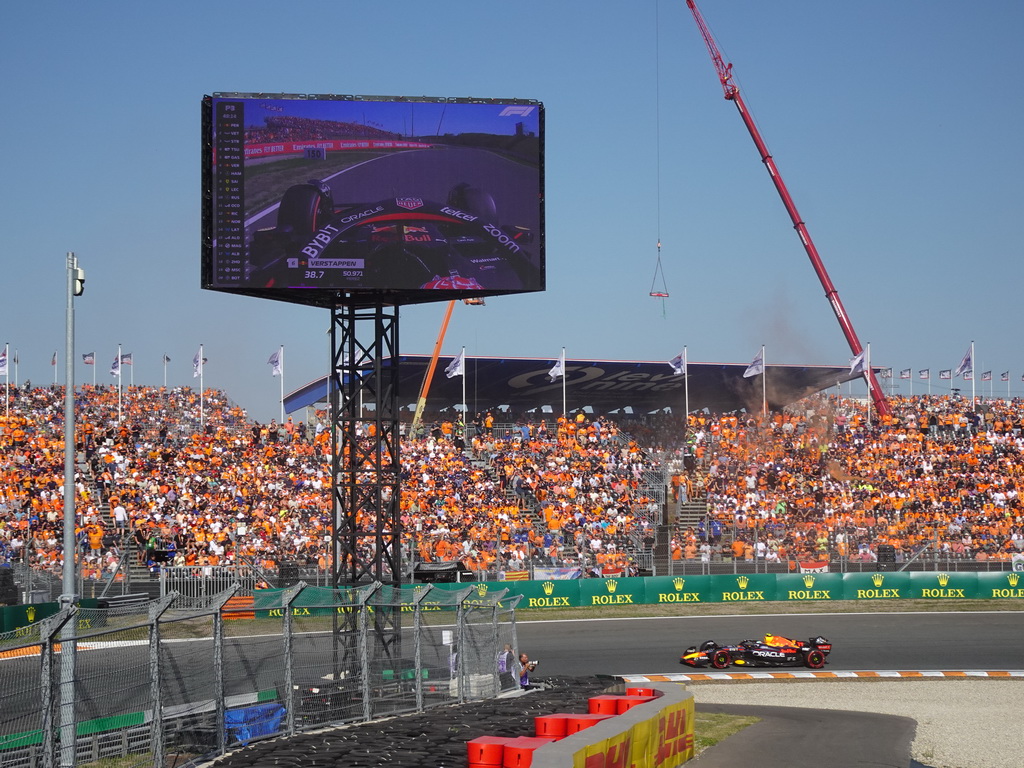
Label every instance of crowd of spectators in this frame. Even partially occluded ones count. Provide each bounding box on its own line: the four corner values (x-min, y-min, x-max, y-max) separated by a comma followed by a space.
2, 384, 1023, 586
666, 394, 1024, 566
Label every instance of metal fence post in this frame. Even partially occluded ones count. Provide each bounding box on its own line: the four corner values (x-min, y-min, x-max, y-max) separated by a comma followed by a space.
455, 588, 476, 704
490, 600, 500, 694
279, 582, 306, 736
40, 607, 76, 768
411, 584, 433, 711
211, 584, 240, 757
358, 584, 381, 721
149, 593, 178, 768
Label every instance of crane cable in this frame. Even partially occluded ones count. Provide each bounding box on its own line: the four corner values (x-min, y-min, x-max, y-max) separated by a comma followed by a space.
649, 0, 670, 307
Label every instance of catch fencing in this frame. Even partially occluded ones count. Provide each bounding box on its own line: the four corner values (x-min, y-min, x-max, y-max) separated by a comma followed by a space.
0, 582, 521, 768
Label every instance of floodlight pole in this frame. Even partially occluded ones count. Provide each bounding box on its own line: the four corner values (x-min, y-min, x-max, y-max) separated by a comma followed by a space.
61, 251, 84, 768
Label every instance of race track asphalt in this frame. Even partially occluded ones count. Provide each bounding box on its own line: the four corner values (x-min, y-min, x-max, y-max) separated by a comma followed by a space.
690, 703, 916, 768
165, 611, 1024, 767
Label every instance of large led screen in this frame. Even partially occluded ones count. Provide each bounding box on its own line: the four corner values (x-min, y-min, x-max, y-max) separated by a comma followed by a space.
202, 94, 544, 307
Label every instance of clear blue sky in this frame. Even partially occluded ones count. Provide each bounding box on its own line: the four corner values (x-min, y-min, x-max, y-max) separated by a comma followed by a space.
2, 0, 1021, 422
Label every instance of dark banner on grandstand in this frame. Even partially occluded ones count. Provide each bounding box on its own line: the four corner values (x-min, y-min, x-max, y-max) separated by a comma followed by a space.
202, 93, 544, 309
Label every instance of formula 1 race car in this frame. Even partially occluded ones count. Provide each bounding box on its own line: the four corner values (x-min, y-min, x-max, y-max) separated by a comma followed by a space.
680, 634, 832, 670
246, 180, 539, 293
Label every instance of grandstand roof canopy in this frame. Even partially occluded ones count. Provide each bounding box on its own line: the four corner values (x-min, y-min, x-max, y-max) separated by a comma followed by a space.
283, 355, 866, 416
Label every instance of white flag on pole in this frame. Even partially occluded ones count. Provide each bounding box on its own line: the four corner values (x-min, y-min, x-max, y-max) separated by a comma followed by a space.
193, 349, 206, 378
548, 350, 565, 381
849, 350, 867, 375
110, 354, 120, 377
955, 346, 973, 377
267, 348, 282, 377
445, 349, 465, 378
743, 348, 764, 378
668, 351, 686, 376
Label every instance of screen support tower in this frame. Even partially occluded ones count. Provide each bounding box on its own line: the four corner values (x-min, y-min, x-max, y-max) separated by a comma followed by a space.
330, 302, 402, 655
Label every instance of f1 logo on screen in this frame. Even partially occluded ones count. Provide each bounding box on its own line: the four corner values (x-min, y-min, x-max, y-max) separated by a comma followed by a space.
499, 105, 534, 117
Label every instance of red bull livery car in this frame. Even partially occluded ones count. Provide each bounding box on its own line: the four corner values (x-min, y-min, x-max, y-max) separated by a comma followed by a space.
680, 633, 832, 670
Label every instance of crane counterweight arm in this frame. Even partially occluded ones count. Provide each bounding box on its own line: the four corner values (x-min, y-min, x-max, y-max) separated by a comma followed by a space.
685, 0, 890, 417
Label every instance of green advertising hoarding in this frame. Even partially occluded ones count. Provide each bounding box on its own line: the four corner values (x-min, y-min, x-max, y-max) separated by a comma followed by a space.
578, 577, 646, 608
511, 578, 582, 609
644, 576, 711, 606
0, 603, 60, 635
709, 573, 777, 604
775, 572, 845, 602
976, 571, 1024, 600
841, 572, 911, 600
908, 572, 978, 599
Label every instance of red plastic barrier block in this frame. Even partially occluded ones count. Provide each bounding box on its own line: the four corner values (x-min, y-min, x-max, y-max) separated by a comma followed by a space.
467, 735, 515, 766
565, 713, 616, 734
625, 687, 659, 697
501, 736, 559, 768
534, 713, 576, 739
588, 695, 622, 715
615, 695, 657, 714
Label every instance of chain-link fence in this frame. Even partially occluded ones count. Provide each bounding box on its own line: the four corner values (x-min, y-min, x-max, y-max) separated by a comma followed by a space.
0, 582, 521, 768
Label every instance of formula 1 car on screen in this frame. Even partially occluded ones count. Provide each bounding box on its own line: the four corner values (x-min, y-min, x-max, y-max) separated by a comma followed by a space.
680, 634, 832, 670
246, 180, 539, 293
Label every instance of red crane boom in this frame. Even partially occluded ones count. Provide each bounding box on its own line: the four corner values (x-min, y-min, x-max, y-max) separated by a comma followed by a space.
685, 0, 890, 417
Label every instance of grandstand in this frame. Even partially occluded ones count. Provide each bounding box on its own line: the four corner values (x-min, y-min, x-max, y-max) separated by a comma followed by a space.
2, 384, 1022, 604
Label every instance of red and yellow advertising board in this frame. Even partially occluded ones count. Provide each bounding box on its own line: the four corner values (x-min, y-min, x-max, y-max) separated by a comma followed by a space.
572, 694, 694, 768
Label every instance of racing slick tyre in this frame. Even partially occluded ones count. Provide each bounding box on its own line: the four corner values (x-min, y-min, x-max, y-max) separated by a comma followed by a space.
710, 649, 731, 670
804, 649, 826, 669
448, 183, 498, 223
276, 182, 333, 240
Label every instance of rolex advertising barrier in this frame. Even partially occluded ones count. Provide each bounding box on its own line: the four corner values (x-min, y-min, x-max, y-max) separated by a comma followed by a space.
420, 571, 1024, 608
5, 571, 1021, 631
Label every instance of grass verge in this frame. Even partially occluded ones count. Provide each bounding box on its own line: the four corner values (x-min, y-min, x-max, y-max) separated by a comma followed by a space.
693, 711, 761, 756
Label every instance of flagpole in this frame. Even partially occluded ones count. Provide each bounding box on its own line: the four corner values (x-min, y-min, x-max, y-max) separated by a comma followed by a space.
163, 356, 167, 389
683, 346, 690, 424
199, 343, 205, 431
279, 345, 285, 423
971, 340, 976, 409
865, 342, 872, 427
460, 346, 466, 418
117, 343, 122, 422
92, 353, 95, 387
761, 344, 767, 417
3, 343, 8, 421
561, 348, 567, 418
14, 349, 18, 388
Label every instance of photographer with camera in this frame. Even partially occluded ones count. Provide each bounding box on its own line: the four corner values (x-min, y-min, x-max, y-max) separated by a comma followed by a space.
518, 653, 538, 689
